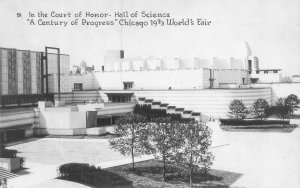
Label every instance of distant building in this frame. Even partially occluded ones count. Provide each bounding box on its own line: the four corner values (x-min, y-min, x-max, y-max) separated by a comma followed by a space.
72, 60, 95, 74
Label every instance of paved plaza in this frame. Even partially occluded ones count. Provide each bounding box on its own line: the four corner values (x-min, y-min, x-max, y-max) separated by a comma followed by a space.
211, 119, 300, 188
4, 120, 300, 188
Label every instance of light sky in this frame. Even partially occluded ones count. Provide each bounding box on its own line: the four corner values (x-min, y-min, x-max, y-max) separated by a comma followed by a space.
0, 0, 299, 75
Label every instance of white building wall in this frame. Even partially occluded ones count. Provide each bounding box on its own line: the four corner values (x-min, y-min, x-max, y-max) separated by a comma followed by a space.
217, 69, 248, 85
252, 82, 300, 106
96, 69, 206, 90
48, 73, 98, 93
251, 72, 282, 83
97, 68, 249, 90
47, 54, 70, 74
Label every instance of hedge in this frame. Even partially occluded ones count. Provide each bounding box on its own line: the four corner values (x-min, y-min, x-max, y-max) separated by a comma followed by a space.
219, 119, 290, 126
2, 149, 18, 158
58, 163, 132, 187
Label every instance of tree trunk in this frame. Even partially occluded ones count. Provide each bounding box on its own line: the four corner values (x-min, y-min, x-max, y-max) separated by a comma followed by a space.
0, 132, 3, 157
131, 127, 135, 171
190, 168, 193, 188
131, 147, 135, 171
163, 156, 166, 181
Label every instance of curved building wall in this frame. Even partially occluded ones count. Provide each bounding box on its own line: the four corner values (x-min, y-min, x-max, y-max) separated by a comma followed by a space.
101, 88, 271, 121
252, 83, 300, 105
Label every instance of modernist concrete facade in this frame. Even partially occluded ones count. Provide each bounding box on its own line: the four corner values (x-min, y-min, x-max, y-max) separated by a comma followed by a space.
0, 44, 293, 139
96, 68, 249, 90
0, 47, 70, 96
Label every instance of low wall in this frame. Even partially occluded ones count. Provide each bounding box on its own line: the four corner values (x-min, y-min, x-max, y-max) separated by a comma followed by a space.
36, 107, 86, 130
0, 157, 21, 172
98, 103, 136, 116
0, 110, 34, 129
0, 110, 34, 141
53, 90, 100, 104
252, 82, 300, 105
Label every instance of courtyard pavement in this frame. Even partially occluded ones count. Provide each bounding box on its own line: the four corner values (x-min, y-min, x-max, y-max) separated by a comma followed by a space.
4, 119, 300, 188
6, 138, 152, 188
210, 119, 300, 188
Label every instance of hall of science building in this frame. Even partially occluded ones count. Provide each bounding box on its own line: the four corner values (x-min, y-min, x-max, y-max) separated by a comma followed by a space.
0, 45, 283, 122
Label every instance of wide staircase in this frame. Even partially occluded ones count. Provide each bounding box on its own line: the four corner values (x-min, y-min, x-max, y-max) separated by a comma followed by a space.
137, 97, 228, 147
137, 97, 202, 122
0, 167, 25, 180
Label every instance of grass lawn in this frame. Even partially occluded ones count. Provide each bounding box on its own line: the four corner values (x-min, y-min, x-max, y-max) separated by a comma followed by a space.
108, 159, 242, 188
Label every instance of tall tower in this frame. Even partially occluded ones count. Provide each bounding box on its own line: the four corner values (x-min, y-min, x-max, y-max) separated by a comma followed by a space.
245, 42, 259, 74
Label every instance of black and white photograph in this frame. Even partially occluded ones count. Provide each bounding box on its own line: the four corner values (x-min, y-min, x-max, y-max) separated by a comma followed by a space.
0, 0, 300, 187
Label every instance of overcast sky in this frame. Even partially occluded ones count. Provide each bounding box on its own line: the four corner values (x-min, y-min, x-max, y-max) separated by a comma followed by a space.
0, 0, 299, 75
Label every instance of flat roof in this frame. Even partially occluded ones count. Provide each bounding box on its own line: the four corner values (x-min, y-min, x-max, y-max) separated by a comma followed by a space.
0, 46, 69, 56
257, 69, 282, 71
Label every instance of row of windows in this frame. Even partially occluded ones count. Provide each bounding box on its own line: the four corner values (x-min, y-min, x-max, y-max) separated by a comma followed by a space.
249, 70, 278, 74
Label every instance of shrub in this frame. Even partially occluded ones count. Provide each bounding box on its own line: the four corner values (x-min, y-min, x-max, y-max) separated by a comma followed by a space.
267, 105, 291, 121
219, 119, 289, 126
227, 99, 248, 119
285, 94, 300, 115
252, 98, 269, 120
58, 163, 132, 187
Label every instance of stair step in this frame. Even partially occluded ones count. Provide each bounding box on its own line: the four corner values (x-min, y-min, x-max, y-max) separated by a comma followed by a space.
138, 97, 202, 122
160, 103, 169, 107
0, 167, 19, 180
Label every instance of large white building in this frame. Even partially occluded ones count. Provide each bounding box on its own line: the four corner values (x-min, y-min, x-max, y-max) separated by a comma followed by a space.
0, 44, 283, 119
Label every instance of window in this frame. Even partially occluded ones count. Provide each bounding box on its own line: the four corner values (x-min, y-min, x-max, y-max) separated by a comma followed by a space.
256, 71, 260, 74
274, 70, 278, 73
248, 60, 252, 71
74, 83, 83, 91
264, 71, 268, 74
123, 82, 133, 90
107, 94, 132, 103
